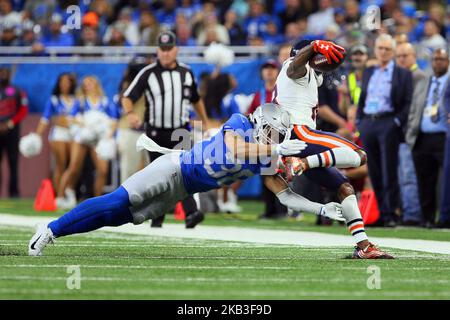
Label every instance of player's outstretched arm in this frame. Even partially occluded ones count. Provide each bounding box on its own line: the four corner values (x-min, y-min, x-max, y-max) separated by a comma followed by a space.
223, 131, 306, 160
287, 44, 315, 79
264, 175, 345, 222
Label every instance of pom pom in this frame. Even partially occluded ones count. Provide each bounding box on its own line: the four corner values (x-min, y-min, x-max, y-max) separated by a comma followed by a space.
204, 42, 235, 67
95, 138, 116, 160
19, 133, 42, 158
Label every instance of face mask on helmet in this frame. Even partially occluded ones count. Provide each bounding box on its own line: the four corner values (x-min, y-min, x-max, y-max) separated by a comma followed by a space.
250, 104, 291, 145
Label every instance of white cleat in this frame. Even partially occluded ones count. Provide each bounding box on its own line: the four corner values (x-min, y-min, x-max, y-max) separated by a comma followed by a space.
28, 224, 55, 256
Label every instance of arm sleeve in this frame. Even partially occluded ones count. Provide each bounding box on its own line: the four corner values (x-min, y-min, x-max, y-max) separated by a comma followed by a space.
107, 99, 121, 120
41, 98, 54, 122
223, 113, 250, 133
276, 188, 322, 215
396, 69, 413, 128
189, 70, 200, 104
123, 68, 148, 103
11, 91, 28, 125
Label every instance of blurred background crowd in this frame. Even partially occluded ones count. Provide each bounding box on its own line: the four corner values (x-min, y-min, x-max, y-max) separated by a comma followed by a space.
1, 0, 450, 229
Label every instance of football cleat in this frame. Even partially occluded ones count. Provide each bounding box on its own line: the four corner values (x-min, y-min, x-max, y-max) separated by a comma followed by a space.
185, 211, 205, 229
352, 242, 394, 259
28, 224, 55, 256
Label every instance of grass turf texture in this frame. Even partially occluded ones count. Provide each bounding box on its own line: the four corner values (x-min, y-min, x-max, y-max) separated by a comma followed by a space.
2, 199, 450, 242
1, 226, 450, 300
1, 199, 450, 299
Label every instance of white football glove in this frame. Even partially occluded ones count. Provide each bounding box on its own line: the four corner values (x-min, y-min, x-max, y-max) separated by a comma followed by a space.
273, 139, 307, 156
319, 202, 345, 222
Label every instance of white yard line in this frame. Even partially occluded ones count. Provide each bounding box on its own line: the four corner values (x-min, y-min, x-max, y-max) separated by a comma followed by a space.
1, 213, 449, 255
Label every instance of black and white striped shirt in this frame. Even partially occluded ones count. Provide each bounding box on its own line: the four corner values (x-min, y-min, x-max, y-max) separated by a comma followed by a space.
123, 60, 200, 129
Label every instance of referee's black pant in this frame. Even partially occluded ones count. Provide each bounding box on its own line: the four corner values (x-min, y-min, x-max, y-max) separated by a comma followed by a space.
0, 125, 20, 197
146, 126, 198, 227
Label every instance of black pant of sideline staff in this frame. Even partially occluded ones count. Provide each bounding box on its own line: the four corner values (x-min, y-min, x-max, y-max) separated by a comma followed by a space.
0, 125, 20, 197
146, 126, 204, 228
412, 132, 446, 227
358, 115, 401, 226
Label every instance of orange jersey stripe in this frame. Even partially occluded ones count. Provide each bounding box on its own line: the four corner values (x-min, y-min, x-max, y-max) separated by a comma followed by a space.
349, 223, 365, 232
293, 125, 337, 149
303, 126, 359, 151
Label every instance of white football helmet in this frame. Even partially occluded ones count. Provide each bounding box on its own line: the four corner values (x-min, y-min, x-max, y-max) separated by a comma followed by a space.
249, 103, 291, 144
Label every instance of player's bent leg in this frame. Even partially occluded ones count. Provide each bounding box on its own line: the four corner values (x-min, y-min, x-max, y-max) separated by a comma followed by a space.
29, 186, 133, 256
286, 125, 366, 175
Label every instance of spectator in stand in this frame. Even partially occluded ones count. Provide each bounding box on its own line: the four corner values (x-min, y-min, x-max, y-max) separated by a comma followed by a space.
406, 49, 450, 228
395, 42, 426, 226
175, 21, 196, 46
138, 10, 160, 46
0, 67, 28, 198
344, 0, 360, 24
41, 13, 74, 47
18, 20, 40, 47
277, 0, 311, 33
0, 20, 19, 46
105, 21, 130, 47
176, 0, 202, 22
155, 0, 177, 30
277, 43, 291, 64
244, 0, 275, 39
77, 25, 102, 47
0, 0, 22, 27
420, 19, 447, 53
284, 22, 301, 44
356, 34, 413, 227
23, 0, 56, 27
428, 2, 447, 37
307, 0, 335, 35
196, 13, 229, 45
103, 7, 139, 46
261, 19, 284, 45
440, 71, 450, 229
224, 9, 246, 46
89, 0, 113, 39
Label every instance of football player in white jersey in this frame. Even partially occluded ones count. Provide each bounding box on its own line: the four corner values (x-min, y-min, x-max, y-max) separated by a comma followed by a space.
273, 39, 393, 259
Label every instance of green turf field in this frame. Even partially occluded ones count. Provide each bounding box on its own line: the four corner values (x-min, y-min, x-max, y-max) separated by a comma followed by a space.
1, 199, 450, 300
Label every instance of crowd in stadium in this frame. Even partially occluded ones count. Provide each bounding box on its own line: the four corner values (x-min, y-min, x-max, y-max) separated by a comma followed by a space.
1, 0, 450, 229
0, 0, 448, 51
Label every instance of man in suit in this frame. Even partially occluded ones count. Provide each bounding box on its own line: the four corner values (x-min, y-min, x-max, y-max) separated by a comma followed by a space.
406, 48, 450, 228
356, 34, 413, 227
395, 42, 426, 225
439, 67, 450, 228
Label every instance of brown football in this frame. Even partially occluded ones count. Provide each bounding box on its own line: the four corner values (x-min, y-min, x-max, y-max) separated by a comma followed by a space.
309, 51, 346, 73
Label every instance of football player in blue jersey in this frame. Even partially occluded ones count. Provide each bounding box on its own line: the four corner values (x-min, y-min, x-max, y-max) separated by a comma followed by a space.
29, 104, 346, 256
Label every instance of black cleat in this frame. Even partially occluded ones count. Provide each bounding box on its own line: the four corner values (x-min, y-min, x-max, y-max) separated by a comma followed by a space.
185, 211, 205, 229
150, 215, 165, 228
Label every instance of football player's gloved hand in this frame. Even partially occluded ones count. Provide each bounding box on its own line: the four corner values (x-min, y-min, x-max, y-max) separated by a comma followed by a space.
312, 40, 346, 64
273, 139, 307, 156
319, 202, 345, 221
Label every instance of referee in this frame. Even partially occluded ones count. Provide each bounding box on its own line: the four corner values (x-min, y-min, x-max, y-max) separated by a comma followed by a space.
121, 31, 209, 228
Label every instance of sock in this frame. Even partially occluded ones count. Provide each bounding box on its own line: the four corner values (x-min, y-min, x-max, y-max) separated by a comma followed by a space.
306, 148, 361, 169
341, 195, 368, 243
48, 186, 133, 237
